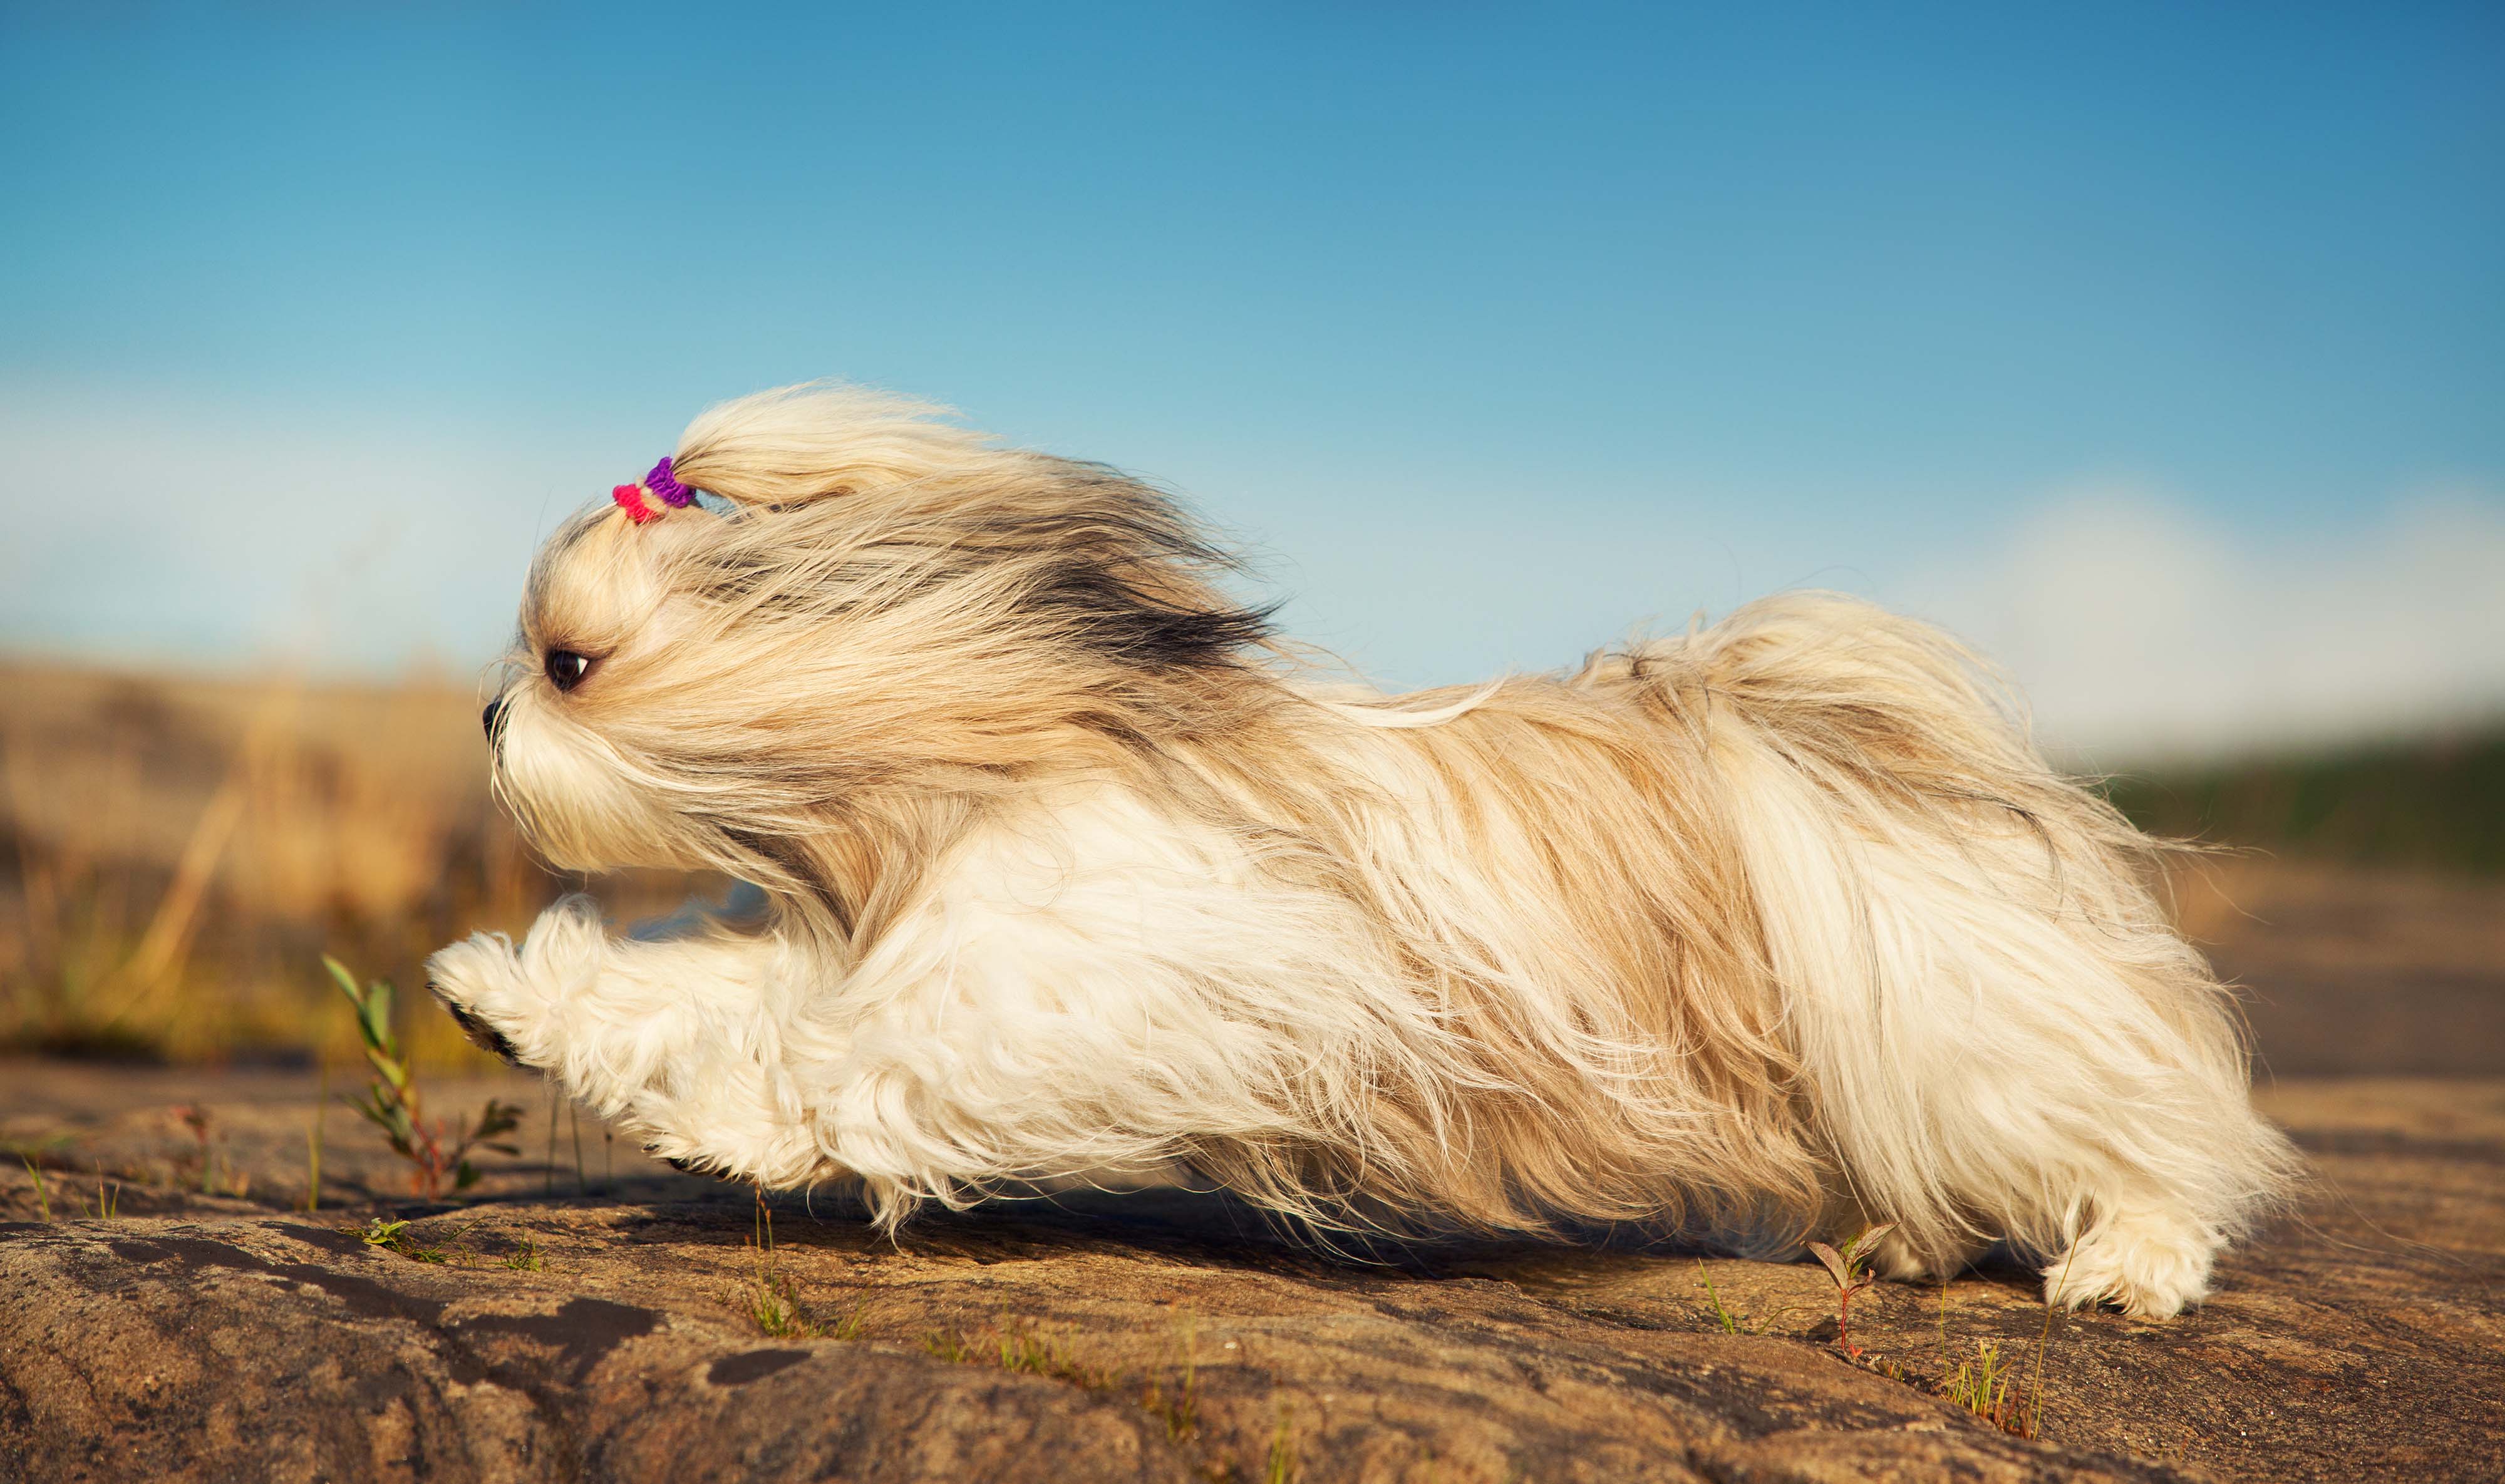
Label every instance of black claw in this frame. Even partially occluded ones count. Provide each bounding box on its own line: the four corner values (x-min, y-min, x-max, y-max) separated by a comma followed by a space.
428, 981, 525, 1067
656, 1152, 740, 1183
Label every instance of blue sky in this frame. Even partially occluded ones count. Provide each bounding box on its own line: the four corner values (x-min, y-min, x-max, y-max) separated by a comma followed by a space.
4, 3, 2501, 757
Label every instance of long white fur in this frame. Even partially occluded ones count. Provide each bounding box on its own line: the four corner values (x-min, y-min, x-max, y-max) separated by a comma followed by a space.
430, 384, 2295, 1318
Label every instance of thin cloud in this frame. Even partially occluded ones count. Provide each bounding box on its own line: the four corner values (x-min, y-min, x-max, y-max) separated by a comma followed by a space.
0, 389, 589, 675
1909, 487, 2505, 763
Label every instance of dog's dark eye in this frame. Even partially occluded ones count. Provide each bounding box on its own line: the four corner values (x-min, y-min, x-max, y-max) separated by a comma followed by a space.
545, 650, 594, 691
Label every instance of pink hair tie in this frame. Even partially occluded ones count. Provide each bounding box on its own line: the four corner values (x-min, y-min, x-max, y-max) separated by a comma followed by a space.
611, 482, 661, 524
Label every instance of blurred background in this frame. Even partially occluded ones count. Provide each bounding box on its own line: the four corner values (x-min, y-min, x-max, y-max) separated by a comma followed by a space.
2, 3, 2499, 1074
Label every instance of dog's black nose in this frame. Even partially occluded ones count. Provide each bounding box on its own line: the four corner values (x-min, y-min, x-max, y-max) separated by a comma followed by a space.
481, 697, 504, 737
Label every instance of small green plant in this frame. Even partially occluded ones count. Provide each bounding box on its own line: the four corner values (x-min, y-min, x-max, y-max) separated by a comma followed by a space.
741, 1191, 822, 1337
503, 1234, 543, 1272
21, 1158, 51, 1221
923, 1317, 1117, 1389
2021, 1247, 2079, 1439
750, 1269, 817, 1336
354, 1215, 451, 1262
996, 1321, 1118, 1388
327, 956, 523, 1199
302, 1063, 327, 1212
1697, 1257, 1740, 1334
1140, 1316, 1201, 1442
1805, 1221, 1897, 1360
1929, 1257, 2072, 1441
1693, 1259, 1804, 1336
1266, 1406, 1297, 1484
82, 1171, 120, 1220
1943, 1337, 2022, 1429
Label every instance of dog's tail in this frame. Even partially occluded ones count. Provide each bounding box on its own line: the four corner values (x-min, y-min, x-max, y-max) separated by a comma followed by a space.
1628, 592, 2296, 1271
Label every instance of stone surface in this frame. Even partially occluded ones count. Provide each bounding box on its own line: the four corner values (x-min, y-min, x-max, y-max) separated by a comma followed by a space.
2, 1064, 2501, 1482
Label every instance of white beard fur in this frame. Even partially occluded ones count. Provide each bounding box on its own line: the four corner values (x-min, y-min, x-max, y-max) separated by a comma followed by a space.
430, 385, 2295, 1319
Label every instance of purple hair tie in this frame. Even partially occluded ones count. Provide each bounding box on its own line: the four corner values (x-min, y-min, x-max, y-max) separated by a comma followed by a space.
645, 456, 695, 509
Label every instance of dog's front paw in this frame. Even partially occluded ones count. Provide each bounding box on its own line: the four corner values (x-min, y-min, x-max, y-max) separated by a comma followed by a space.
425, 933, 534, 1068
426, 897, 615, 1071
433, 984, 525, 1066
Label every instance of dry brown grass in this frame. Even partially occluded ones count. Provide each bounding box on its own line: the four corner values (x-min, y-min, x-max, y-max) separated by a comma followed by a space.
0, 659, 692, 1066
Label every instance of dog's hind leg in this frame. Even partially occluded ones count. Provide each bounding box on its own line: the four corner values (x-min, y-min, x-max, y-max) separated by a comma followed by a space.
1679, 595, 2295, 1314
425, 894, 829, 1187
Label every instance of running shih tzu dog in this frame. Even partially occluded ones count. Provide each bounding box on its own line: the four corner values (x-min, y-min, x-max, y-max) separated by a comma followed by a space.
429, 384, 2293, 1317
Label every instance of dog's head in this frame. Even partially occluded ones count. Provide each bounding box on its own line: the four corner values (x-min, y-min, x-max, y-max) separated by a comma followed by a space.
482, 384, 1274, 917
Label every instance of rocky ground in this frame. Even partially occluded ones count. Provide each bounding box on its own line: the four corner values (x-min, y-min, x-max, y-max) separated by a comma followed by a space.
2, 1058, 2499, 1483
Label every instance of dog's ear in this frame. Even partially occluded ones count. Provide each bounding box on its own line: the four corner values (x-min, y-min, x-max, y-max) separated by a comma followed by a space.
982, 491, 1280, 674
658, 381, 1279, 676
